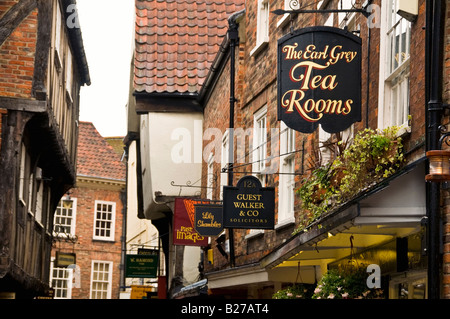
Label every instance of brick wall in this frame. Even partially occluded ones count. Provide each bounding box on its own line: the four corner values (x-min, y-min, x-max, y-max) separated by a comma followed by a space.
202, 0, 429, 278
52, 183, 124, 299
0, 4, 37, 98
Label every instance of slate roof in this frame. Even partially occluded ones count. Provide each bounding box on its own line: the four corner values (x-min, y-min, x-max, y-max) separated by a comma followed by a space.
134, 0, 245, 94
77, 122, 126, 181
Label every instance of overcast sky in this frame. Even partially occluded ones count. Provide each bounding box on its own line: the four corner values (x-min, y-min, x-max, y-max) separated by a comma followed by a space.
76, 0, 135, 137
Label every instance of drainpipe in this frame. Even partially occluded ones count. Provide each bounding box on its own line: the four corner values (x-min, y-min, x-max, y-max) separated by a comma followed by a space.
426, 0, 445, 300
227, 9, 245, 269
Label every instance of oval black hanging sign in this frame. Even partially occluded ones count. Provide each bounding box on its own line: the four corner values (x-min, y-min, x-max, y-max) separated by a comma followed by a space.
278, 26, 362, 134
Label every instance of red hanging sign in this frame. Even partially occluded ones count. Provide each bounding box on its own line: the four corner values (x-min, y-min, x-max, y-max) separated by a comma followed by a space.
173, 198, 208, 246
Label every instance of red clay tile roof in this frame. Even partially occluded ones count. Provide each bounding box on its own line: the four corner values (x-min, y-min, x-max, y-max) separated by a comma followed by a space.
134, 0, 245, 94
77, 122, 126, 181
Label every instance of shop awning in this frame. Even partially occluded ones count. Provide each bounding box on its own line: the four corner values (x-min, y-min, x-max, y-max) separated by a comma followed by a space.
260, 158, 426, 272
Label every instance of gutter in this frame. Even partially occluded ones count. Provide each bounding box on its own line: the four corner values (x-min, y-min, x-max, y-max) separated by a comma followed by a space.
425, 0, 445, 300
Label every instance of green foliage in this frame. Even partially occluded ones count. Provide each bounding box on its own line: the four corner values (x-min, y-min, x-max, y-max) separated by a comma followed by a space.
295, 126, 405, 234
272, 284, 315, 299
312, 266, 384, 299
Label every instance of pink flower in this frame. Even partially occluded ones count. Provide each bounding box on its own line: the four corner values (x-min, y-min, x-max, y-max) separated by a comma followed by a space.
327, 293, 335, 299
342, 292, 349, 299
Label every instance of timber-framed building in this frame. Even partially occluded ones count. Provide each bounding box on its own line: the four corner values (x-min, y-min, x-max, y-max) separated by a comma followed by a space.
0, 0, 90, 298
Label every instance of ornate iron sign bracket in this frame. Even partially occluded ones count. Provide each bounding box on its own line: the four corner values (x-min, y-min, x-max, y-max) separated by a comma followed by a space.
271, 0, 370, 18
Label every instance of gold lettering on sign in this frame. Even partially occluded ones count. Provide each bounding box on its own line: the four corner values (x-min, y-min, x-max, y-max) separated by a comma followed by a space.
197, 211, 222, 228
176, 226, 205, 243
281, 43, 358, 122
232, 193, 267, 222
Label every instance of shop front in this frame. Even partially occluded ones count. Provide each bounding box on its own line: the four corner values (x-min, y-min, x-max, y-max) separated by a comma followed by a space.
261, 159, 428, 299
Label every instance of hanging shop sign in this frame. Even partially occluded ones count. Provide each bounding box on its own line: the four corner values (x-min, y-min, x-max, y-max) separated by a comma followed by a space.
277, 26, 362, 134
173, 198, 209, 246
223, 176, 275, 229
125, 254, 159, 278
194, 204, 223, 236
55, 251, 76, 268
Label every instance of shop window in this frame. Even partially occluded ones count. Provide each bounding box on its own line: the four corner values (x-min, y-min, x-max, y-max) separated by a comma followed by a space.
389, 271, 427, 299
90, 261, 112, 299
93, 201, 116, 241
251, 0, 270, 56
378, 0, 411, 131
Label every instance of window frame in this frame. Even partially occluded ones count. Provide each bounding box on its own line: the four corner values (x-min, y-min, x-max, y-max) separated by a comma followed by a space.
377, 0, 411, 132
252, 106, 268, 186
93, 200, 116, 242
250, 0, 270, 56
277, 122, 296, 227
90, 260, 113, 299
53, 197, 77, 237
50, 257, 73, 299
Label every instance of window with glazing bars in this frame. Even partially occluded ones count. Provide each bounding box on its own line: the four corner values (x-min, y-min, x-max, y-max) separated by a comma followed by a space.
93, 201, 115, 241
90, 261, 112, 299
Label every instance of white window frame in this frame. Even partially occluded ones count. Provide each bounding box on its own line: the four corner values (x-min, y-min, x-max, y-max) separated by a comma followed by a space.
319, 127, 332, 165
19, 142, 27, 204
65, 48, 73, 103
250, 0, 270, 56
93, 200, 116, 241
35, 173, 44, 225
378, 0, 411, 132
319, 125, 354, 165
277, 122, 296, 227
207, 153, 214, 200
54, 1, 63, 69
90, 260, 112, 299
50, 258, 73, 299
220, 131, 229, 199
54, 198, 77, 236
253, 106, 268, 186
277, 0, 300, 28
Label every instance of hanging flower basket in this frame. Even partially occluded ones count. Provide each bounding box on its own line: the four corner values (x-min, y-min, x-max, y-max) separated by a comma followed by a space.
312, 266, 384, 299
272, 284, 315, 299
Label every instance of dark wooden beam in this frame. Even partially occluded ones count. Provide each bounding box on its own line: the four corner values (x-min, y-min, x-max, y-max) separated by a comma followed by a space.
0, 0, 37, 46
135, 93, 203, 114
32, 0, 52, 100
0, 97, 46, 112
